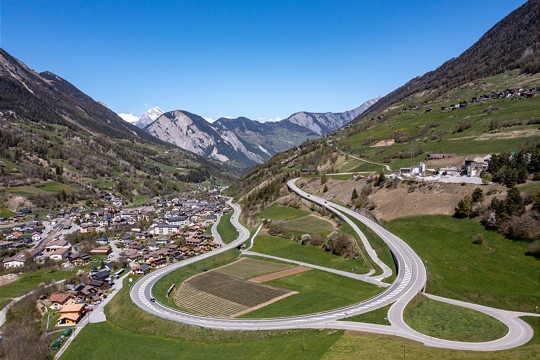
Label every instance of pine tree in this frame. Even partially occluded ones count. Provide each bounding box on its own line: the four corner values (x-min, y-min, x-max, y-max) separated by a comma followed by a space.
472, 188, 484, 203
454, 195, 473, 218
506, 187, 525, 216
320, 175, 328, 185
323, 184, 328, 193
351, 188, 358, 200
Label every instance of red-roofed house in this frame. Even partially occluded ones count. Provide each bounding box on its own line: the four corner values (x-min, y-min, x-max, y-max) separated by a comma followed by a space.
49, 293, 72, 310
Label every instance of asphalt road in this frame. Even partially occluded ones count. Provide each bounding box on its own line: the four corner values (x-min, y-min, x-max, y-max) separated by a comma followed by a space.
129, 186, 537, 351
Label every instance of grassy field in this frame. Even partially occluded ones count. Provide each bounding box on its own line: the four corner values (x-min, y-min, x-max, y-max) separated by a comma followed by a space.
60, 322, 342, 360
321, 325, 539, 360
345, 217, 397, 282
404, 294, 508, 342
345, 304, 392, 325
59, 276, 539, 360
241, 269, 382, 318
386, 215, 540, 312
251, 235, 371, 274
0, 267, 81, 309
36, 181, 76, 192
0, 208, 16, 217
4, 181, 76, 197
0, 157, 17, 170
331, 72, 540, 173
217, 212, 238, 244
130, 194, 151, 206
277, 214, 335, 234
259, 204, 309, 220
518, 180, 540, 196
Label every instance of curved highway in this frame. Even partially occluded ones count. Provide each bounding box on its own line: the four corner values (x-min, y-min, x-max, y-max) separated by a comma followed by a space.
130, 184, 536, 351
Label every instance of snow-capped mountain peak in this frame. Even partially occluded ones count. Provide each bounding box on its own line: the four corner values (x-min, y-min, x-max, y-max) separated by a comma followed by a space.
133, 106, 164, 128
118, 113, 139, 123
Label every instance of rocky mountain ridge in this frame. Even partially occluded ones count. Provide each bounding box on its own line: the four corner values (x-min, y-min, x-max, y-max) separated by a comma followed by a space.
144, 98, 380, 168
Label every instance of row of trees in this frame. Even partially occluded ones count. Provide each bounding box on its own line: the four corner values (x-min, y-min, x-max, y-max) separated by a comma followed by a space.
487, 142, 540, 187
454, 187, 540, 243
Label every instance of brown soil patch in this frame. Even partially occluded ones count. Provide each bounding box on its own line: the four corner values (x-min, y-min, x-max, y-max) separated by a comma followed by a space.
249, 266, 312, 283
371, 138, 395, 147
370, 182, 505, 221
174, 271, 295, 318
299, 176, 506, 221
0, 273, 19, 286
4, 196, 32, 212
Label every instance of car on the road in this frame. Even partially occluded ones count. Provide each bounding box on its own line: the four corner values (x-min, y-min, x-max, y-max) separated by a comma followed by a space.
150, 297, 156, 302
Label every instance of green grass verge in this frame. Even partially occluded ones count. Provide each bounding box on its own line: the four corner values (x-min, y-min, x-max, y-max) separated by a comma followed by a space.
326, 174, 353, 180
404, 294, 508, 342
60, 322, 342, 360
259, 204, 309, 220
522, 317, 540, 346
346, 216, 397, 282
106, 277, 339, 343
0, 267, 81, 309
518, 180, 540, 196
0, 208, 16, 217
251, 235, 370, 274
344, 304, 391, 325
278, 215, 334, 234
241, 269, 383, 318
322, 327, 539, 360
217, 213, 238, 244
36, 181, 76, 192
386, 215, 540, 312
60, 279, 539, 360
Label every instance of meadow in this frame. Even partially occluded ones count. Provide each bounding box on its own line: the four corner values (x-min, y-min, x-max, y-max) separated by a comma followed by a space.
386, 215, 540, 312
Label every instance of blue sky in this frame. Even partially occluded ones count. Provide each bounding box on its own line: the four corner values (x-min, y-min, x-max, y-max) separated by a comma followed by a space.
1, 0, 526, 122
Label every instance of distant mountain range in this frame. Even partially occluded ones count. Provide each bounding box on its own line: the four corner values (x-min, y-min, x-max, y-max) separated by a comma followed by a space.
127, 98, 380, 168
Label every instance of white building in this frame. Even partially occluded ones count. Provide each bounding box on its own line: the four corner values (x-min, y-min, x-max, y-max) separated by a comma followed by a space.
3, 251, 33, 268
151, 224, 180, 236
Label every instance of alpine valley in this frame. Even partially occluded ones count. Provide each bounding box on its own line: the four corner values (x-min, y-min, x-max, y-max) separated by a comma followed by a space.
134, 98, 380, 168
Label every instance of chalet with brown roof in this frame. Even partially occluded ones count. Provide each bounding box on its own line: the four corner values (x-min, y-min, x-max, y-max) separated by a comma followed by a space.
49, 293, 72, 310
132, 264, 151, 275
69, 254, 91, 266
49, 247, 71, 261
168, 244, 179, 251
186, 237, 205, 246
90, 245, 111, 255
57, 300, 86, 326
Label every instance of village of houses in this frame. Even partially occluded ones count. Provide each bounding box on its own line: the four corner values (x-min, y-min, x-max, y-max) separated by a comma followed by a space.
0, 193, 228, 329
